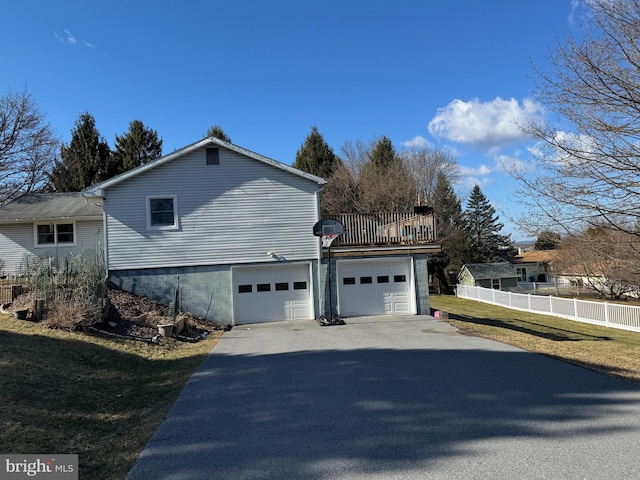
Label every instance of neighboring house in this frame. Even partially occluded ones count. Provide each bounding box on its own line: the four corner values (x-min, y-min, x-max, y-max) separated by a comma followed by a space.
0, 137, 440, 324
0, 192, 103, 276
458, 261, 518, 290
511, 249, 558, 283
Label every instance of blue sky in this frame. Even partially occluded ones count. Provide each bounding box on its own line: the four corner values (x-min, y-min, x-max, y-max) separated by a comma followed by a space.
3, 0, 587, 241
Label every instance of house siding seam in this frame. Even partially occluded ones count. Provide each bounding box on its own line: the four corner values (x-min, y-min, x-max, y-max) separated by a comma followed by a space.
103, 147, 321, 271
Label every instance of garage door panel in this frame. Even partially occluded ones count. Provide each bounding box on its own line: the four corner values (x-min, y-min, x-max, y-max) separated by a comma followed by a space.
337, 258, 415, 317
233, 263, 312, 324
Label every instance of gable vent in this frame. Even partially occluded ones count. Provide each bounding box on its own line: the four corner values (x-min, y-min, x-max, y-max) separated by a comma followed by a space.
206, 147, 220, 165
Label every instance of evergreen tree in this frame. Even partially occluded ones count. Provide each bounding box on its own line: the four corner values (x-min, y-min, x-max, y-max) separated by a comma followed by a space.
429, 173, 468, 292
357, 136, 416, 212
293, 126, 339, 179
463, 185, 512, 263
369, 135, 397, 171
112, 120, 162, 173
535, 230, 561, 250
206, 125, 232, 143
49, 113, 111, 192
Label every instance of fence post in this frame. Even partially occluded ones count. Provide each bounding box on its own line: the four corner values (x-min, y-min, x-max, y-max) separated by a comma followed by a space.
528, 293, 531, 312
604, 302, 610, 327
574, 298, 578, 320
549, 296, 553, 314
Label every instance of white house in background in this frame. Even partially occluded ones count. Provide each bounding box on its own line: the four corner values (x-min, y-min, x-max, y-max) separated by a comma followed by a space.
0, 137, 437, 324
511, 250, 559, 283
0, 193, 103, 276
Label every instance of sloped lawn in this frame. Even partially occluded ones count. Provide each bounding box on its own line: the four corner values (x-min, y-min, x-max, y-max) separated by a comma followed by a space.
0, 314, 223, 479
431, 295, 640, 386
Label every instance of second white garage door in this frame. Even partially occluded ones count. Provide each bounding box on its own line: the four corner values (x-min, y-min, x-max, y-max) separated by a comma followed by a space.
337, 258, 416, 316
232, 263, 313, 324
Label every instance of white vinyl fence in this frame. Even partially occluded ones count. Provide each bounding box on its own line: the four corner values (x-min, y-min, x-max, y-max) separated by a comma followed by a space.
456, 284, 640, 333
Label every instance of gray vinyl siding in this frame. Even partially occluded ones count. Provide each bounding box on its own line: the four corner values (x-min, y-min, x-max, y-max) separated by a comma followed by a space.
0, 220, 103, 276
104, 147, 321, 271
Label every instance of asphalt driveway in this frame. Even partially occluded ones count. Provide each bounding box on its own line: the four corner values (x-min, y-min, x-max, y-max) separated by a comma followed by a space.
126, 315, 640, 480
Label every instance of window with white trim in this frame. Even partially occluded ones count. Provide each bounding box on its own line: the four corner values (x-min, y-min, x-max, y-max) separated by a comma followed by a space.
146, 195, 178, 230
492, 278, 501, 289
516, 267, 527, 282
35, 222, 75, 247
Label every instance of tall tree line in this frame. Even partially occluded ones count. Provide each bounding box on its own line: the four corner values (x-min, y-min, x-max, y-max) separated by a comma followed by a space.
49, 114, 163, 192
293, 126, 513, 291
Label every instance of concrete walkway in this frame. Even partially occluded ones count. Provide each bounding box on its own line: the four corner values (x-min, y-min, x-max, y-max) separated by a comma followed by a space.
126, 315, 640, 480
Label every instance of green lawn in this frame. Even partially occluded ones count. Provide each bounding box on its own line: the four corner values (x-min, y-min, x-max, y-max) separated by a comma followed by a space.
430, 295, 640, 386
0, 314, 222, 479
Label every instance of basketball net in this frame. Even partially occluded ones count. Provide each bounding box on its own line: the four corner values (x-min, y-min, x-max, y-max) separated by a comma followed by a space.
322, 234, 339, 248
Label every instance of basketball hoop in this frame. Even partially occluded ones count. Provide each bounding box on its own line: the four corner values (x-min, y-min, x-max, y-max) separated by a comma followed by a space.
321, 233, 339, 248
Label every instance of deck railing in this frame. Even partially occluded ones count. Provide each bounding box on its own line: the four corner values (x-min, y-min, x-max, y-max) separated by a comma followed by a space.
326, 212, 436, 246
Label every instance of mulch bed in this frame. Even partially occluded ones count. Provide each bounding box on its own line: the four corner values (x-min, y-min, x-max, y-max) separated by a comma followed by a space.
92, 287, 230, 342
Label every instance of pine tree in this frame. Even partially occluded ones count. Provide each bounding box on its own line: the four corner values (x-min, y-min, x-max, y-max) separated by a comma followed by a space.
429, 173, 468, 291
463, 185, 512, 263
112, 120, 162, 173
535, 230, 561, 250
206, 125, 232, 143
357, 136, 416, 212
369, 135, 397, 171
49, 113, 111, 192
293, 126, 339, 179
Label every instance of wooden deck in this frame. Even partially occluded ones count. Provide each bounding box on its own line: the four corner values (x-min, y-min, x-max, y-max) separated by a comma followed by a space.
325, 212, 436, 246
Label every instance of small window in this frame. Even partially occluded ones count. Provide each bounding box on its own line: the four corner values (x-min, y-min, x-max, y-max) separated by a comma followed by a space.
206, 147, 220, 165
238, 284, 252, 293
56, 223, 74, 243
492, 279, 501, 290
343, 277, 356, 285
360, 276, 373, 284
257, 283, 271, 292
394, 275, 406, 283
35, 223, 76, 247
147, 196, 178, 230
275, 282, 289, 291
293, 281, 307, 290
377, 275, 389, 283
37, 224, 54, 245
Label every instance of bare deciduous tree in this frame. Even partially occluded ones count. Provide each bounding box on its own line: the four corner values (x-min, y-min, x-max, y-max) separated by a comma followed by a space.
0, 88, 58, 204
401, 145, 459, 206
557, 226, 640, 299
511, 0, 640, 236
336, 137, 416, 213
320, 161, 359, 217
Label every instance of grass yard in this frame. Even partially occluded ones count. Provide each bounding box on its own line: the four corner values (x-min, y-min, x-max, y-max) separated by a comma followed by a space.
430, 295, 640, 386
0, 314, 223, 479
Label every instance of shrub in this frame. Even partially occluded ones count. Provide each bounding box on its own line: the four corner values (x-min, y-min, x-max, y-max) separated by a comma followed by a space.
17, 250, 107, 329
41, 303, 89, 331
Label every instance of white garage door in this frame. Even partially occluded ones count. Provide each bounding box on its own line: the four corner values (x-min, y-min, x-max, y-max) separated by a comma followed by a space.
232, 263, 313, 324
337, 258, 415, 316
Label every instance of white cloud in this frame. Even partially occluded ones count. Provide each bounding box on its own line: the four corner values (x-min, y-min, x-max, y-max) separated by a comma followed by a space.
427, 97, 544, 152
459, 164, 493, 177
495, 153, 534, 174
401, 135, 432, 148
55, 29, 94, 47
64, 29, 77, 44
568, 0, 581, 26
